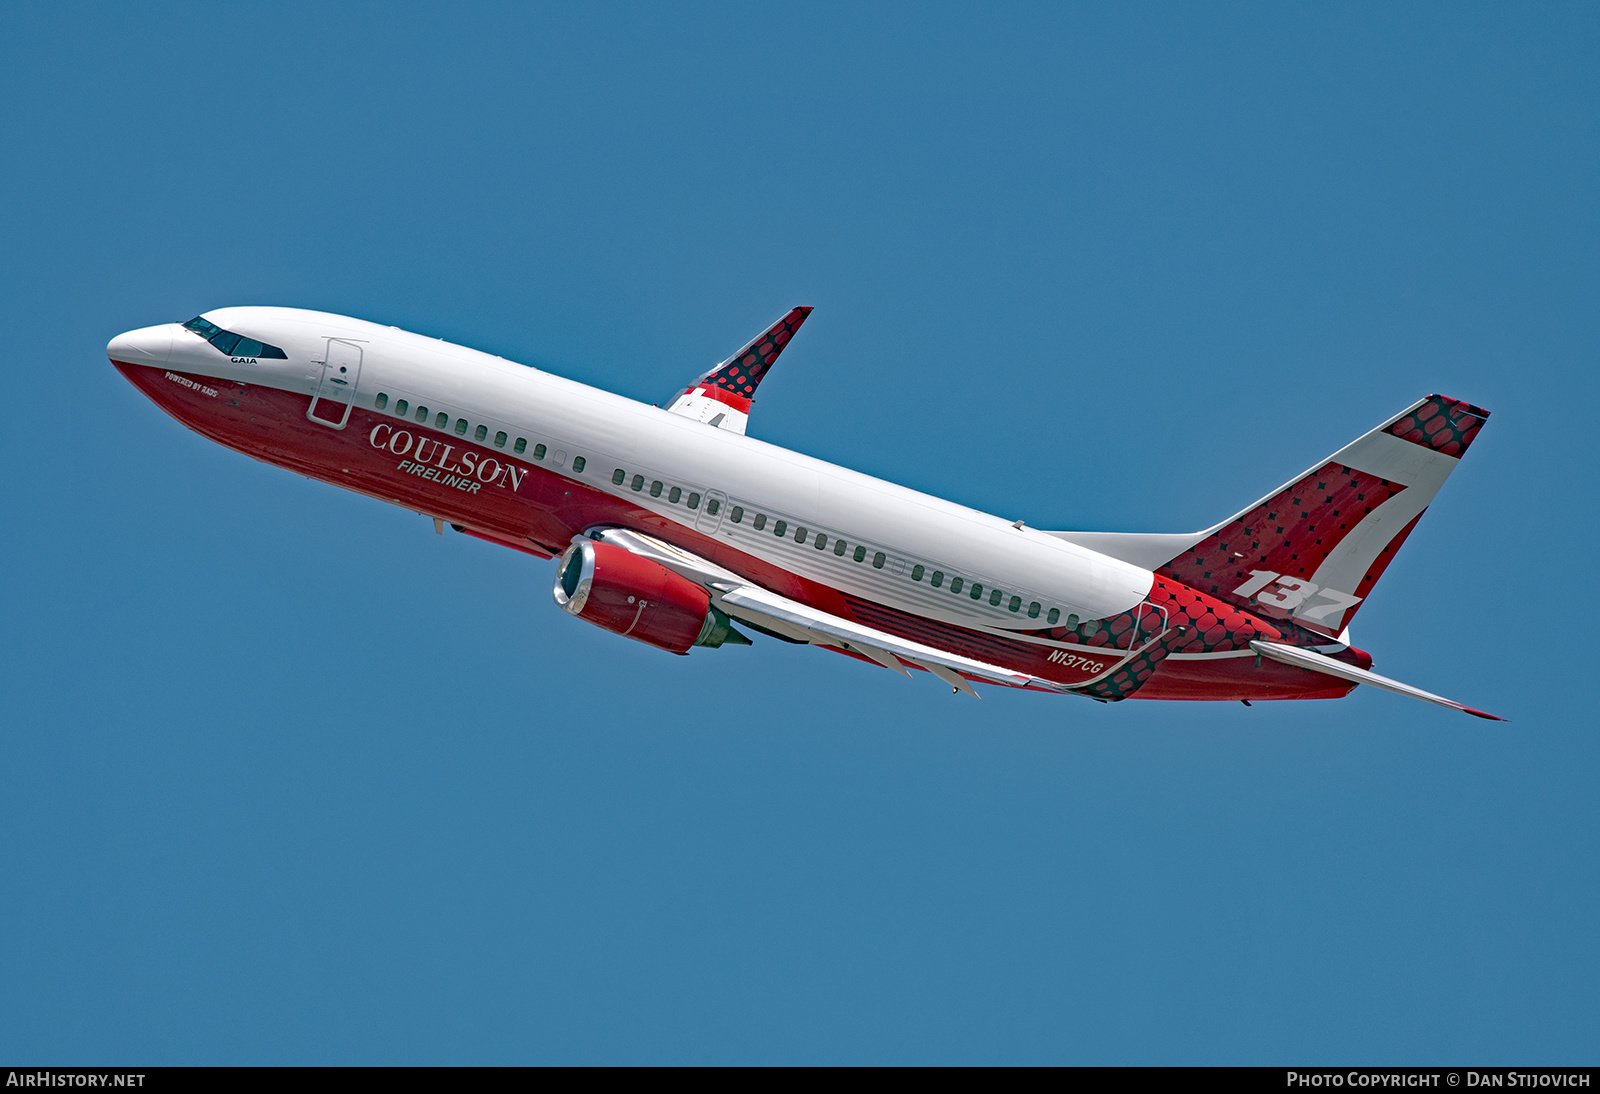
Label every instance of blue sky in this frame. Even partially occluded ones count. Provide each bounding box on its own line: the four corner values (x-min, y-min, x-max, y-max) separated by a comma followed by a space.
1, 2, 1595, 1064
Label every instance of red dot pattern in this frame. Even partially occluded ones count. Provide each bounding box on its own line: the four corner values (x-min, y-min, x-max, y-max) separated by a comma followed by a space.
1156, 462, 1404, 625
1079, 579, 1282, 701
1021, 577, 1287, 701
1384, 395, 1488, 457
701, 306, 812, 400
846, 579, 1329, 698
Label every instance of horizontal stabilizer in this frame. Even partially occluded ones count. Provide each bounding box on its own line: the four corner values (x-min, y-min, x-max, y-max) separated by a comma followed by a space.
1249, 641, 1504, 721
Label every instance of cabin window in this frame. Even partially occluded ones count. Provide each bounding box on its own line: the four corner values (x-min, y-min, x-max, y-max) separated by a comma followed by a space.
950, 577, 963, 594
395, 399, 409, 416
494, 431, 507, 448
687, 493, 700, 509
990, 589, 1003, 606
753, 514, 766, 530
931, 571, 944, 587
853, 546, 866, 562
631, 474, 645, 491
435, 412, 448, 429
814, 534, 827, 550
794, 526, 807, 543
1009, 596, 1022, 613
375, 393, 388, 410
1028, 601, 1041, 618
668, 486, 682, 503
612, 468, 626, 485
970, 584, 983, 600
533, 444, 547, 460
513, 438, 527, 454
1083, 620, 1100, 636
730, 506, 744, 523
911, 564, 925, 581
705, 498, 717, 515
475, 424, 488, 442
773, 520, 787, 537
454, 418, 468, 435
873, 552, 886, 569
572, 456, 586, 473
415, 406, 428, 423
650, 481, 663, 497
834, 540, 847, 557
1047, 608, 1060, 625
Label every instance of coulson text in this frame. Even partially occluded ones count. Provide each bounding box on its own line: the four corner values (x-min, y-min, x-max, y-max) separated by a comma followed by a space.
369, 423, 528, 493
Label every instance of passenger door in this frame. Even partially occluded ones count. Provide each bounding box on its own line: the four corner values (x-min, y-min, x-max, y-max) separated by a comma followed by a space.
307, 338, 364, 429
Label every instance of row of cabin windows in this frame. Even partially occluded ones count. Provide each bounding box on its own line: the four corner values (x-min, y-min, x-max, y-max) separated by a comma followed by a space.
372, 392, 586, 472
609, 469, 719, 515
915, 567, 1066, 625
714, 505, 1070, 627
599, 470, 1083, 632
368, 404, 1088, 631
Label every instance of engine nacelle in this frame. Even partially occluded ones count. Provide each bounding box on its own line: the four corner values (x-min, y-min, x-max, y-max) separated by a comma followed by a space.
552, 539, 748, 654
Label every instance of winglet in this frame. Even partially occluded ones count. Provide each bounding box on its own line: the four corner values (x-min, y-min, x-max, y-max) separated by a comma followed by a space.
666, 306, 812, 435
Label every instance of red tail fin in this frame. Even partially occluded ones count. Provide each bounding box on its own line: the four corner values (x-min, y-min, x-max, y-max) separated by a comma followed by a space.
1153, 395, 1489, 637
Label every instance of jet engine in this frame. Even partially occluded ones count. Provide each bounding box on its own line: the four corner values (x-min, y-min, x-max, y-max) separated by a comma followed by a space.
552, 539, 749, 654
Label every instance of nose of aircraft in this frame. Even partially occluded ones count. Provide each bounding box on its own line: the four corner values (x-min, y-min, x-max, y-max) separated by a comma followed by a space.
107, 323, 177, 366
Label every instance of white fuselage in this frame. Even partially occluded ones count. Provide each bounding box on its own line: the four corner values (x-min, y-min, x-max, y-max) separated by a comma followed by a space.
123, 306, 1154, 634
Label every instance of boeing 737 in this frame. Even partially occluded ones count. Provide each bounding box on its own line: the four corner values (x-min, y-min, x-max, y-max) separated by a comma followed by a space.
108, 306, 1502, 718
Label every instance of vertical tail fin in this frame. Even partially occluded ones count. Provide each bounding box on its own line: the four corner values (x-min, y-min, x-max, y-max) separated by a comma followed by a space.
1151, 395, 1489, 636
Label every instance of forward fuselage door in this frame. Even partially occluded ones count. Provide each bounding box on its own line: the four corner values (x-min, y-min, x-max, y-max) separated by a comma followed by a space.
307, 338, 365, 429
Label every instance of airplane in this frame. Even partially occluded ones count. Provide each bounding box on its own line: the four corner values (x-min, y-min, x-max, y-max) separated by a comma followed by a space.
108, 305, 1502, 719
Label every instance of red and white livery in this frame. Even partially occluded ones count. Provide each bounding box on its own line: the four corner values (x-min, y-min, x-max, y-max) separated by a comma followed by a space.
109, 306, 1502, 718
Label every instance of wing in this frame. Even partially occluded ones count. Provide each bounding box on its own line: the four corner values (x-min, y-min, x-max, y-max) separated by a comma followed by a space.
665, 306, 812, 435
591, 528, 1049, 697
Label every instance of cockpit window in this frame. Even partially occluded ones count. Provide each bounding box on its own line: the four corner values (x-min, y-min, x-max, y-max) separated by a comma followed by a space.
183, 316, 288, 359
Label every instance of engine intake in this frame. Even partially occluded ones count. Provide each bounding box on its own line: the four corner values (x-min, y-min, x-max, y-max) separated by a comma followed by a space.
553, 539, 749, 654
